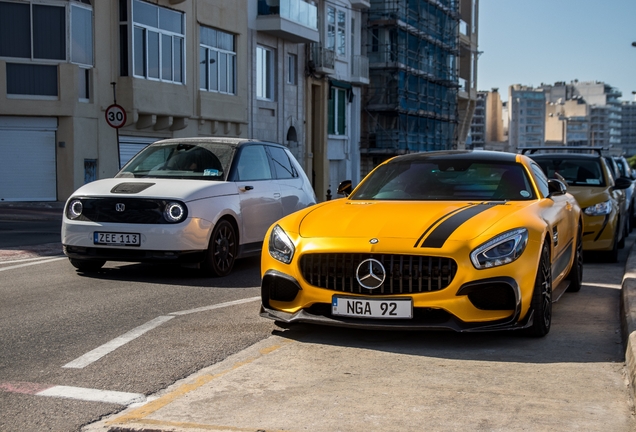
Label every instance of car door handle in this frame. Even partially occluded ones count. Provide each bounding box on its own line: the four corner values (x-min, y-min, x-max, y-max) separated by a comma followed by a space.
274, 193, 281, 198
240, 185, 254, 191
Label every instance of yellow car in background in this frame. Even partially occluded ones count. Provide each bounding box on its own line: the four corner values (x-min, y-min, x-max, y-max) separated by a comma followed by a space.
528, 148, 632, 263
260, 151, 582, 337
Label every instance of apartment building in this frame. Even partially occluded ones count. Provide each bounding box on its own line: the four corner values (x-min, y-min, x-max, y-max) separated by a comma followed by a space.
360, 0, 479, 176
508, 84, 545, 151
467, 88, 503, 149
621, 101, 636, 156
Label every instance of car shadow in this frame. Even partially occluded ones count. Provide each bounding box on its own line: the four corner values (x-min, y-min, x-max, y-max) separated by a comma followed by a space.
270, 281, 624, 365
72, 255, 262, 289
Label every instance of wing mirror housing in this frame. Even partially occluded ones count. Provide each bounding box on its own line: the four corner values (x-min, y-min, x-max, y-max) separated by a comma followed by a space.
614, 176, 633, 190
547, 179, 567, 197
337, 180, 353, 197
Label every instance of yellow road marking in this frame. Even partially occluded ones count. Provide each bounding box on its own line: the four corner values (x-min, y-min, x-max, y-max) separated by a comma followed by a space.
107, 341, 291, 426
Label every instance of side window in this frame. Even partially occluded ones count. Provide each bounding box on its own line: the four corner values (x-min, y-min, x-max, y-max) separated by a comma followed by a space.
236, 145, 272, 181
267, 146, 297, 179
531, 163, 549, 197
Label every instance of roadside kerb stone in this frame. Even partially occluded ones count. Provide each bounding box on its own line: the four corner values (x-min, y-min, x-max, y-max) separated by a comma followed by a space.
621, 241, 636, 400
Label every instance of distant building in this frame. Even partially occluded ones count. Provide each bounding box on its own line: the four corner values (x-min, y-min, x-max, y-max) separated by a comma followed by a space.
468, 88, 504, 149
508, 84, 545, 151
621, 101, 636, 156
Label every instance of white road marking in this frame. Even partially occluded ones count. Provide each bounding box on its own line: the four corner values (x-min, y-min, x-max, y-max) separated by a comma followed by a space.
63, 316, 175, 369
584, 282, 622, 289
170, 296, 261, 316
37, 385, 145, 405
0, 257, 65, 272
0, 255, 64, 265
61, 297, 261, 369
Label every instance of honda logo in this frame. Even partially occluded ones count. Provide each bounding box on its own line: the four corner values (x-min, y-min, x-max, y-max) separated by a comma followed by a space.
115, 203, 125, 212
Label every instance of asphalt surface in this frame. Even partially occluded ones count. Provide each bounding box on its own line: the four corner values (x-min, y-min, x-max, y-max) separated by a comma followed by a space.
2, 202, 636, 431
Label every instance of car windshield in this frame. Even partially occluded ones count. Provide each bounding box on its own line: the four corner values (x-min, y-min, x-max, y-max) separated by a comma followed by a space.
350, 160, 535, 201
533, 157, 606, 187
116, 142, 234, 180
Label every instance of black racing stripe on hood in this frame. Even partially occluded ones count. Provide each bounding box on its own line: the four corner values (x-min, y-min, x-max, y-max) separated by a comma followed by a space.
413, 204, 473, 248
421, 204, 495, 248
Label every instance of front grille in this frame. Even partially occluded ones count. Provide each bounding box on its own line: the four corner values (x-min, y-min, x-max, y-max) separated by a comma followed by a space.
299, 253, 457, 295
71, 198, 186, 224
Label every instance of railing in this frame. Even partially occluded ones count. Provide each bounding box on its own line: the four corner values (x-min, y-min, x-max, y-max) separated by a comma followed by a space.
351, 55, 369, 80
257, 0, 317, 30
310, 44, 335, 71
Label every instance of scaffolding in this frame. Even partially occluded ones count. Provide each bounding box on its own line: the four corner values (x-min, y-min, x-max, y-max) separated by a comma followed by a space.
362, 0, 459, 164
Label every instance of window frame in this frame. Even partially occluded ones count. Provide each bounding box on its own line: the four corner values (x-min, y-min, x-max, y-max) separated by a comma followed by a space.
287, 53, 297, 86
326, 5, 346, 58
199, 25, 236, 95
256, 45, 274, 101
129, 0, 185, 84
328, 87, 347, 136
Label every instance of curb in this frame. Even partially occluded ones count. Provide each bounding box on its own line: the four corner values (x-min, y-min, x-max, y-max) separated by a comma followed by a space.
620, 241, 636, 400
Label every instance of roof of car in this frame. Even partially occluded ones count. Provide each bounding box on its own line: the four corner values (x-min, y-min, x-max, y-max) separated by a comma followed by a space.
529, 153, 602, 160
151, 137, 286, 149
392, 150, 519, 163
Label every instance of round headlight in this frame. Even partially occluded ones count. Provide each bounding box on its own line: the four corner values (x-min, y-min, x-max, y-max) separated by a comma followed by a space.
67, 199, 83, 219
164, 202, 186, 223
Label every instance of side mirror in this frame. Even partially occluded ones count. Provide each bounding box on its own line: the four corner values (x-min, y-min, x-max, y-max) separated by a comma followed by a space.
547, 179, 567, 197
614, 177, 633, 190
337, 180, 352, 197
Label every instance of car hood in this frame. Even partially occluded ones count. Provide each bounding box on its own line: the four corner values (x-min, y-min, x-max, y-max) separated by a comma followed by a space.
69, 178, 237, 202
298, 199, 528, 243
566, 186, 611, 208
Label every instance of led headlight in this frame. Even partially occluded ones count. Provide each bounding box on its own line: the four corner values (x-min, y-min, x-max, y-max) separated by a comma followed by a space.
164, 202, 186, 223
583, 200, 612, 216
269, 224, 295, 264
470, 228, 528, 269
67, 199, 83, 220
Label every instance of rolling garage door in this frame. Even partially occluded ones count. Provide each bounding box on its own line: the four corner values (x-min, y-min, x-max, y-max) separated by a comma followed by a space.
119, 136, 157, 169
0, 117, 57, 202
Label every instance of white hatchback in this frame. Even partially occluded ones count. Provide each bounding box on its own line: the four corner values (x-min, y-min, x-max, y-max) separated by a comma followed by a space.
62, 138, 316, 276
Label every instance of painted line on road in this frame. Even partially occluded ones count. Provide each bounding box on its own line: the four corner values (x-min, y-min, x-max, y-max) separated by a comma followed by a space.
169, 296, 261, 316
584, 282, 622, 290
0, 257, 65, 272
37, 385, 145, 405
63, 316, 175, 369
63, 297, 261, 369
0, 255, 64, 265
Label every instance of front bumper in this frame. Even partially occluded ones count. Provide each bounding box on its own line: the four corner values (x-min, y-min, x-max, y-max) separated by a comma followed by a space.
260, 270, 533, 332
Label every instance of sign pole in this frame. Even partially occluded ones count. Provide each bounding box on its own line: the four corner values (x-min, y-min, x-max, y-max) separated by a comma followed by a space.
110, 82, 121, 169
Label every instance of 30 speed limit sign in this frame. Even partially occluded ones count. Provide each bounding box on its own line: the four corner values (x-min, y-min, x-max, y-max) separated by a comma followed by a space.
105, 104, 127, 129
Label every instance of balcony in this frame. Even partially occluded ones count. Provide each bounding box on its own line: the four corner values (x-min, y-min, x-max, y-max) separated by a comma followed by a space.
350, 0, 370, 8
256, 0, 319, 44
350, 55, 369, 85
308, 44, 335, 75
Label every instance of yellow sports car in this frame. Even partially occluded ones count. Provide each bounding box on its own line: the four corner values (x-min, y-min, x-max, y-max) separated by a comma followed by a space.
260, 150, 583, 337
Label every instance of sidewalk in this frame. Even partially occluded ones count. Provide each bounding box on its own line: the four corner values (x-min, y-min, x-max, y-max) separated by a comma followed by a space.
0, 201, 64, 221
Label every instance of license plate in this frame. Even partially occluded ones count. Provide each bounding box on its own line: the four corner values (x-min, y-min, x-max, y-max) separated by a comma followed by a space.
94, 232, 140, 246
332, 296, 412, 319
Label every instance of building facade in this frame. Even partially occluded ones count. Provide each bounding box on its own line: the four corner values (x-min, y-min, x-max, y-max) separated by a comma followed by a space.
621, 101, 636, 156
0, 0, 477, 202
508, 84, 546, 151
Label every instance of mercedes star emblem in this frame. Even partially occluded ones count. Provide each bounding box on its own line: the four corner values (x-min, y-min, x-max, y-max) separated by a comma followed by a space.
356, 258, 386, 290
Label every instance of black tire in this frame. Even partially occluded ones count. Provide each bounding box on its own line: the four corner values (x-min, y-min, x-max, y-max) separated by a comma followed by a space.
607, 224, 620, 263
565, 223, 583, 292
202, 219, 237, 277
525, 243, 552, 337
69, 258, 105, 272
618, 216, 626, 249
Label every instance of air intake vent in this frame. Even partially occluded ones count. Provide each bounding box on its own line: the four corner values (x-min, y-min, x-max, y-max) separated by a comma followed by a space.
110, 183, 155, 194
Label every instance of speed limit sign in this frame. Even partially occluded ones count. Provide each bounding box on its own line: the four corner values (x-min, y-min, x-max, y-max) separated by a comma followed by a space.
105, 104, 127, 128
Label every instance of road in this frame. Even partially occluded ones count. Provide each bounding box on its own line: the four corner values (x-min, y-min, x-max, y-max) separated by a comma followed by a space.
0, 221, 635, 431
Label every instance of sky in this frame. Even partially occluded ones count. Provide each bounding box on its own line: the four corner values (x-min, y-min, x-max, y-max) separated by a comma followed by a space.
477, 0, 636, 101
